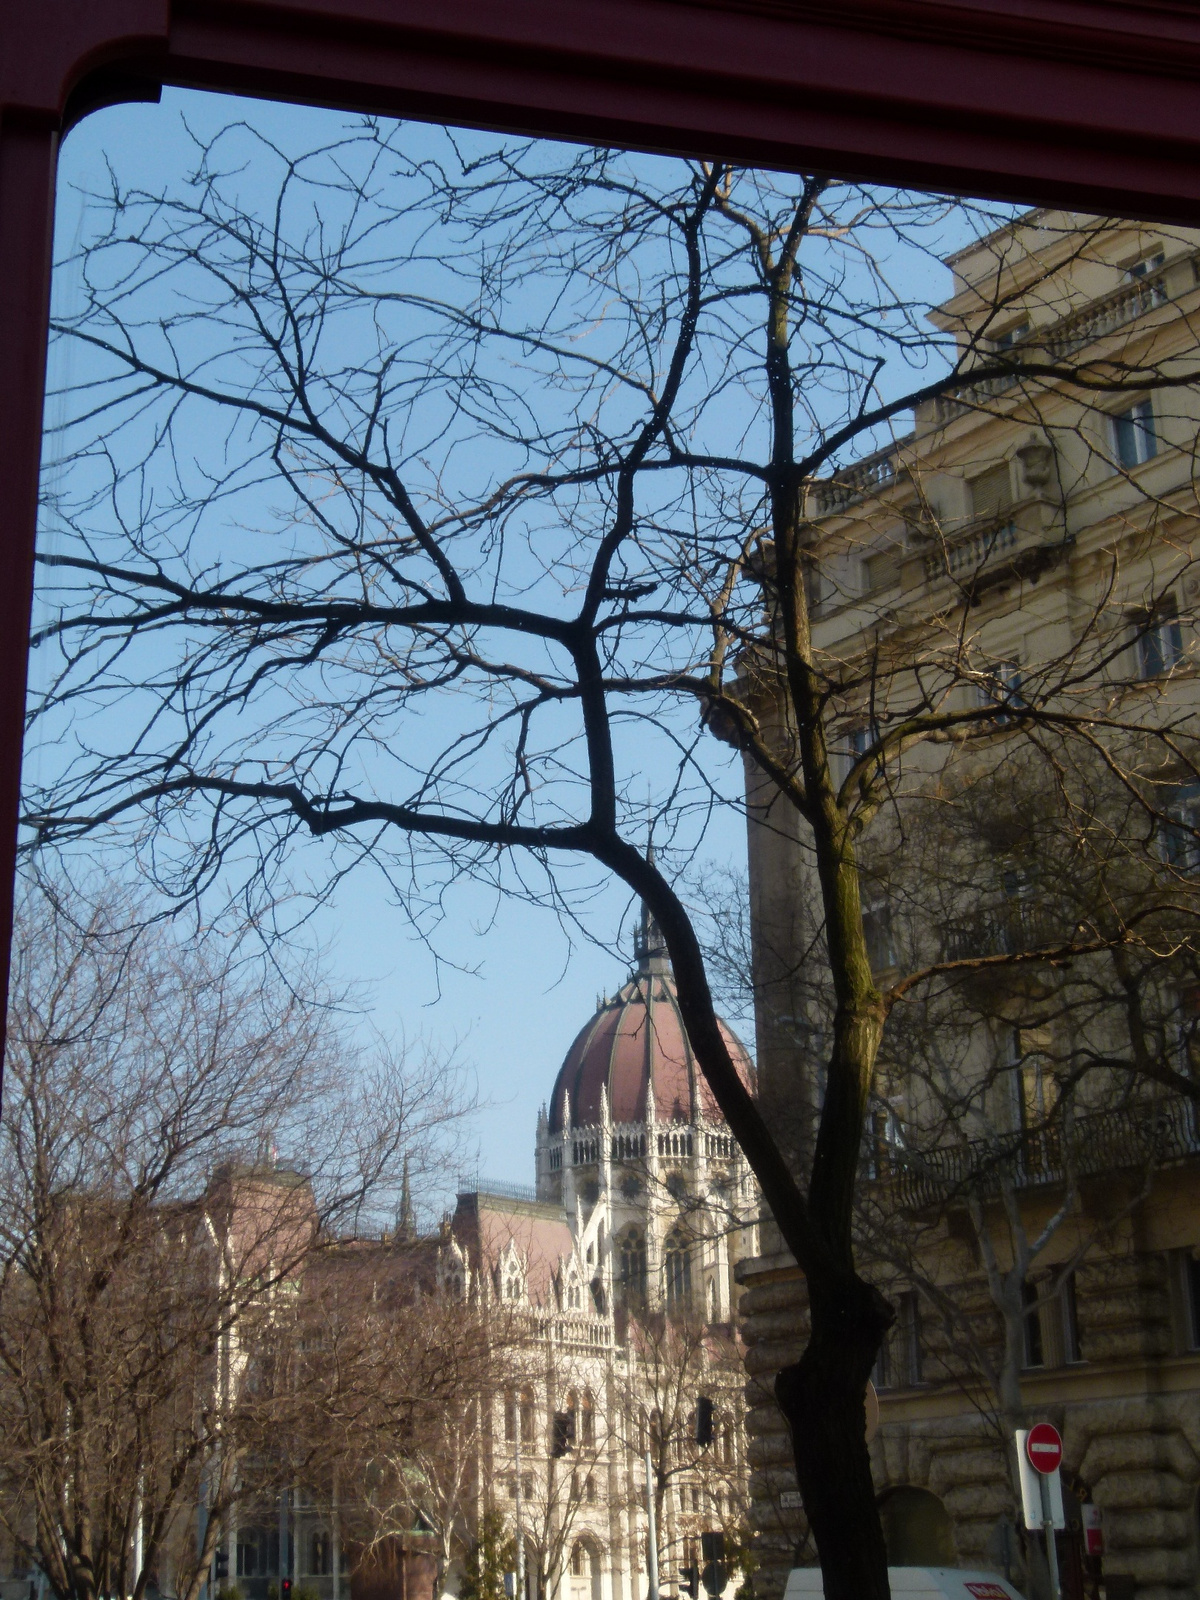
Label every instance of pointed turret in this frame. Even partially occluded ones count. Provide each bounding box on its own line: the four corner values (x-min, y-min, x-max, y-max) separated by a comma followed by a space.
599, 1083, 613, 1194
396, 1157, 416, 1243
634, 896, 671, 977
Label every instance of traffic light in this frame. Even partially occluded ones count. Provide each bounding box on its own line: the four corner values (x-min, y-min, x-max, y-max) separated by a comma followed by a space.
281, 1580, 292, 1600
679, 1567, 700, 1598
694, 1396, 714, 1448
700, 1531, 726, 1597
551, 1410, 575, 1457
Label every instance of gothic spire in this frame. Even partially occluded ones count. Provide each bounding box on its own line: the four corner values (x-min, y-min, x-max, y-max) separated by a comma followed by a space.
396, 1156, 416, 1242
634, 896, 671, 976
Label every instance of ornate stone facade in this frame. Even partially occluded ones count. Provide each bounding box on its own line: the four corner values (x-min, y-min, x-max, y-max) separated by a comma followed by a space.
738, 210, 1200, 1600
439, 909, 759, 1600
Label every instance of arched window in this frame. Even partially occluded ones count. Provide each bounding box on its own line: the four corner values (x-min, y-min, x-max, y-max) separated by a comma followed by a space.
506, 1267, 522, 1301
565, 1388, 578, 1444
570, 1542, 601, 1583
617, 1226, 647, 1302
664, 1228, 692, 1310
580, 1389, 595, 1446
309, 1532, 331, 1576
519, 1387, 535, 1445
504, 1389, 517, 1442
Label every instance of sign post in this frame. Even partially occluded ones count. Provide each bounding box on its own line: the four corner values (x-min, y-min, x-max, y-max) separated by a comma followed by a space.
645, 1449, 659, 1600
1016, 1426, 1064, 1600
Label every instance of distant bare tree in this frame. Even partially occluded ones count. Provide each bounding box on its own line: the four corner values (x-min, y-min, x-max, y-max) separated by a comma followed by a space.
0, 877, 469, 1600
286, 1252, 524, 1594
609, 1312, 748, 1594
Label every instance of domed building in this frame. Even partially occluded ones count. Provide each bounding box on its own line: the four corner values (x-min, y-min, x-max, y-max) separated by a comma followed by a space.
440, 908, 759, 1600
535, 906, 757, 1323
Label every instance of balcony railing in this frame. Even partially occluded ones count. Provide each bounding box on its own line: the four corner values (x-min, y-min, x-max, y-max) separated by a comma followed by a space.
922, 516, 1019, 586
919, 498, 1069, 597
939, 899, 1064, 961
458, 1175, 541, 1204
930, 252, 1195, 427
875, 1093, 1200, 1212
1043, 262, 1174, 362
810, 435, 913, 516
930, 371, 1024, 427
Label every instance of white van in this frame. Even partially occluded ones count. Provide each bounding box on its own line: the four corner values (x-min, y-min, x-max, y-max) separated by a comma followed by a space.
784, 1569, 1026, 1600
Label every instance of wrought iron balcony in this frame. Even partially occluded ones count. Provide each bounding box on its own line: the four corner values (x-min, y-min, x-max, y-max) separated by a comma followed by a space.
939, 898, 1063, 962
871, 1092, 1200, 1212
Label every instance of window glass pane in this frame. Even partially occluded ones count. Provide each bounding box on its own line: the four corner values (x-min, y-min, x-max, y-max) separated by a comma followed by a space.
1115, 400, 1157, 467
1022, 1279, 1044, 1367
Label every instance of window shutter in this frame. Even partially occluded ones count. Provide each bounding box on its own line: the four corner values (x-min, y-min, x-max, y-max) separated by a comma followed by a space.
970, 462, 1013, 518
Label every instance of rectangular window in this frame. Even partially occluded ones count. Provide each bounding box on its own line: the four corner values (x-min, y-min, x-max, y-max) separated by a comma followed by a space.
1127, 250, 1168, 304
872, 1327, 893, 1391
834, 720, 879, 787
1022, 1279, 1045, 1369
993, 320, 1030, 350
863, 897, 897, 973
1160, 783, 1200, 871
1136, 599, 1183, 679
1113, 400, 1158, 469
1180, 1252, 1200, 1349
1128, 249, 1166, 279
898, 1291, 922, 1385
978, 659, 1024, 723
867, 1099, 906, 1179
804, 560, 826, 619
1060, 1273, 1082, 1364
1011, 1027, 1061, 1176
873, 1290, 922, 1388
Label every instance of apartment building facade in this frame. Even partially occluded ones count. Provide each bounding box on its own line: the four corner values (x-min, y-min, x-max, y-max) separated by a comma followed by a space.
737, 212, 1200, 1600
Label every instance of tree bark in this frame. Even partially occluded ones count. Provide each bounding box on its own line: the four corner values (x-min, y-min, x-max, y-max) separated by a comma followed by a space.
777, 1272, 893, 1600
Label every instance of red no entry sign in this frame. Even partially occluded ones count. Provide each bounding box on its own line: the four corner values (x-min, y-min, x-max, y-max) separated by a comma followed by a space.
1025, 1423, 1063, 1475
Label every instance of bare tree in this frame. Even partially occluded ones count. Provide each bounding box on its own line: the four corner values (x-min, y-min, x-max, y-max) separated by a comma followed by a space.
707, 737, 1200, 1588
27, 116, 1200, 1595
609, 1312, 747, 1596
855, 748, 1200, 1508
499, 1339, 615, 1600
288, 1251, 526, 1594
0, 876, 468, 1600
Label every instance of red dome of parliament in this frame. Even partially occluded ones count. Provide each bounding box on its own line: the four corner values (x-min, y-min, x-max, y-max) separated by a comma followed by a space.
547, 911, 755, 1135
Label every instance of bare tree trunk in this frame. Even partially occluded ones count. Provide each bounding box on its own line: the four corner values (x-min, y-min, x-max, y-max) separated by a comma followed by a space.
777, 1270, 892, 1600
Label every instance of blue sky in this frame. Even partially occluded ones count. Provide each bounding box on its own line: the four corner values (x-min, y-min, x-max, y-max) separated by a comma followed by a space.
39, 91, 752, 1201
35, 89, 992, 1209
